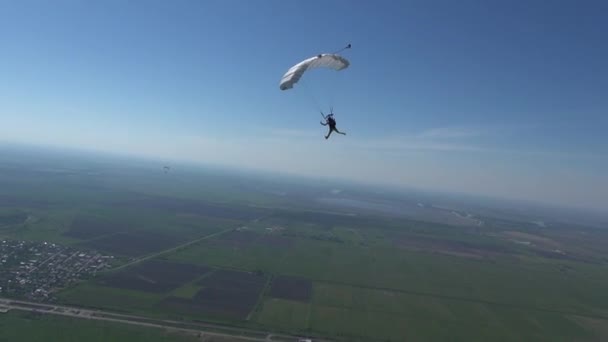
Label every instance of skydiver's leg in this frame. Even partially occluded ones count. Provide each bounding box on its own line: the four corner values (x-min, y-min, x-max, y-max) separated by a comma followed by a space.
334, 127, 346, 135
325, 128, 333, 139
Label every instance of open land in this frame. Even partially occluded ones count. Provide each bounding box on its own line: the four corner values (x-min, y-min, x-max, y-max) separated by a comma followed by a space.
1, 145, 608, 341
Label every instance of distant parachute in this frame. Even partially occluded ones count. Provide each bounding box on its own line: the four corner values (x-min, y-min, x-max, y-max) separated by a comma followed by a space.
163, 166, 170, 173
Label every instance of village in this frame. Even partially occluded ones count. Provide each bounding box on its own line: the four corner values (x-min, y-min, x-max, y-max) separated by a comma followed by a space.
0, 239, 113, 301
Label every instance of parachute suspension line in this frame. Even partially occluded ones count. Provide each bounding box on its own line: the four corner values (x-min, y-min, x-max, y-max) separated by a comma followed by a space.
328, 57, 347, 111
332, 43, 352, 54
327, 43, 351, 111
300, 78, 323, 113
326, 69, 338, 112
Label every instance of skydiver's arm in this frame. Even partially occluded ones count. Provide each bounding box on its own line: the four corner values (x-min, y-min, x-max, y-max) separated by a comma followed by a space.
320, 121, 327, 126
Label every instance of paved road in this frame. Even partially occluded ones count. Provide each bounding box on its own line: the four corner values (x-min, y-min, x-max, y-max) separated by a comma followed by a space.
0, 297, 325, 342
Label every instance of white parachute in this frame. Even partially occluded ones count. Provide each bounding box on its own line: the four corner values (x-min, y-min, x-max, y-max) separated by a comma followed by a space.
279, 53, 350, 91
279, 44, 352, 116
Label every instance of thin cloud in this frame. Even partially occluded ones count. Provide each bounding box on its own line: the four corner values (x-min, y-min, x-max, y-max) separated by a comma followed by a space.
268, 128, 318, 138
255, 125, 491, 153
347, 125, 494, 153
416, 126, 485, 139
415, 123, 538, 140
354, 137, 488, 153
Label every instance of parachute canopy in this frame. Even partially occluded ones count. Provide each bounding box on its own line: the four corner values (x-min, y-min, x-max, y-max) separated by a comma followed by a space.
279, 53, 350, 91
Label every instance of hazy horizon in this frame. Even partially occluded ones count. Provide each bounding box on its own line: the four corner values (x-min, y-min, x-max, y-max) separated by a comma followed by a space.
1, 1, 607, 212
2, 141, 607, 221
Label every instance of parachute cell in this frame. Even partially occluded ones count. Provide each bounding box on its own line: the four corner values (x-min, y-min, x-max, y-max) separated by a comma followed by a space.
279, 54, 350, 91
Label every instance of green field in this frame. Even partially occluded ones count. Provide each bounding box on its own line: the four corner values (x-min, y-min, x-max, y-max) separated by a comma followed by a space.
21, 215, 608, 340
171, 282, 203, 299
304, 282, 603, 341
57, 284, 165, 317
255, 298, 311, 331
2, 149, 608, 341
168, 228, 608, 315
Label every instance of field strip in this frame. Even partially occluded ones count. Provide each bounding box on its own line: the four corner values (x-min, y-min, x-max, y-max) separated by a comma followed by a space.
247, 274, 274, 321
247, 204, 357, 217
104, 226, 235, 272
305, 289, 313, 330
78, 231, 126, 244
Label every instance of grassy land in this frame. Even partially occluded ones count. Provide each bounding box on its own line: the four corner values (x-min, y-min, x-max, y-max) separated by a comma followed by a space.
169, 229, 608, 316
0, 310, 197, 342
57, 284, 165, 317
166, 224, 608, 341
255, 298, 311, 331
3, 150, 608, 341
171, 282, 203, 299
27, 216, 608, 341
305, 282, 603, 341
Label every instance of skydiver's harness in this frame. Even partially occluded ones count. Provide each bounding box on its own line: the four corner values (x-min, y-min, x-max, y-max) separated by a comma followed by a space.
320, 113, 336, 127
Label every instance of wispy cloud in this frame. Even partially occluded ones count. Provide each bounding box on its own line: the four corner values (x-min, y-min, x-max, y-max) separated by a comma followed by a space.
168, 125, 606, 171
258, 123, 606, 161
347, 125, 493, 153
415, 123, 539, 140
348, 137, 486, 153
415, 126, 486, 139
249, 124, 492, 154
267, 128, 318, 139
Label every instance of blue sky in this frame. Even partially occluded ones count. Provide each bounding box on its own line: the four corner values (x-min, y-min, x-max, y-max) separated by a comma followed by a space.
1, 0, 607, 211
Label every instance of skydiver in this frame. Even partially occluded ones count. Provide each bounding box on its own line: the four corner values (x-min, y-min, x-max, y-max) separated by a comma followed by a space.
320, 109, 346, 140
